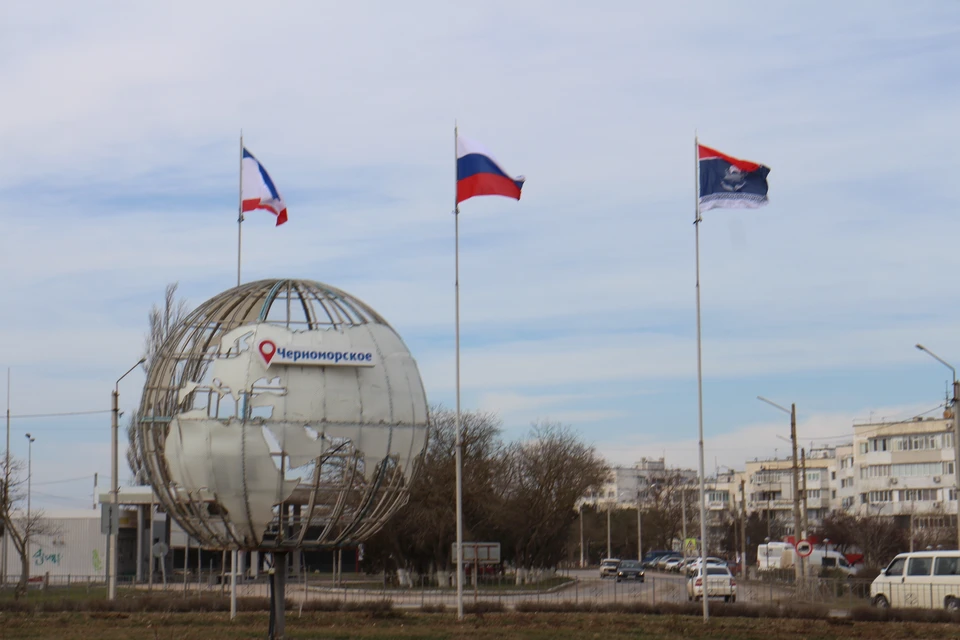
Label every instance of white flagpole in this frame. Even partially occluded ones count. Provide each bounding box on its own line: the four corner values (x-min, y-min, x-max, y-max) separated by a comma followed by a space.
453, 121, 465, 621
693, 131, 709, 622
237, 131, 244, 288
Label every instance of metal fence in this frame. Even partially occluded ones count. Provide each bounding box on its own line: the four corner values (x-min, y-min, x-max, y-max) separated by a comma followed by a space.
8, 567, 960, 614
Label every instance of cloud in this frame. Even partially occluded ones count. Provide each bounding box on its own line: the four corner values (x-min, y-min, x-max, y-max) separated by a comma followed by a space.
1, 2, 959, 506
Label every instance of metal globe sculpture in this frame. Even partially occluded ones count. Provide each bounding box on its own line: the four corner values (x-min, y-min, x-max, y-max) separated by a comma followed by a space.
136, 279, 429, 551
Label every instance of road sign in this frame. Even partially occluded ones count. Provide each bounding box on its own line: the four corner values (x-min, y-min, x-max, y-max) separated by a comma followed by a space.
152, 542, 169, 558
452, 542, 501, 564
795, 539, 813, 557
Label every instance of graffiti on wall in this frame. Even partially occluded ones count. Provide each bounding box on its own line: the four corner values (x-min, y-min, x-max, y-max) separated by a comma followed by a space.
32, 548, 63, 566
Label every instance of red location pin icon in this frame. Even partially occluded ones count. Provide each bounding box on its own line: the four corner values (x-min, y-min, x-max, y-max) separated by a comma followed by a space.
259, 340, 276, 365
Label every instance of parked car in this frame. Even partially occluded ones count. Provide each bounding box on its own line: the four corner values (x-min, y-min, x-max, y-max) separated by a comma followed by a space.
656, 553, 681, 570
616, 560, 645, 583
687, 565, 737, 602
685, 556, 726, 576
599, 558, 621, 579
641, 550, 673, 568
871, 551, 960, 610
664, 557, 683, 572
676, 557, 698, 574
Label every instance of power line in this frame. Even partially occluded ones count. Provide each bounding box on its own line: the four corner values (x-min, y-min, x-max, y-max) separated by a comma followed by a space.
10, 409, 110, 420
33, 475, 94, 486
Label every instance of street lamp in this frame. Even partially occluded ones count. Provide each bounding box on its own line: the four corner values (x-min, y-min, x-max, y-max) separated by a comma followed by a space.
757, 396, 804, 580
24, 433, 35, 566
109, 358, 146, 601
915, 344, 960, 549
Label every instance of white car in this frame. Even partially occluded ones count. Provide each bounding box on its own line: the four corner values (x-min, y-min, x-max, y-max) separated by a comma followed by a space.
687, 565, 737, 602
664, 557, 683, 572
684, 556, 726, 576
599, 558, 621, 579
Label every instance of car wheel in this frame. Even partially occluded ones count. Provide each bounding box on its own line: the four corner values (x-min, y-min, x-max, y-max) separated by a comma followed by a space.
946, 597, 960, 611
872, 595, 889, 609
616, 578, 621, 583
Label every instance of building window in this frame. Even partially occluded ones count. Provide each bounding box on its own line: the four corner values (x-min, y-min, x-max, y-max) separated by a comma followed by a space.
806, 471, 821, 483
832, 490, 837, 499
868, 490, 893, 502
807, 489, 821, 499
887, 462, 952, 477
860, 443, 868, 454
842, 497, 855, 508
831, 471, 836, 480
898, 489, 939, 501
707, 491, 729, 503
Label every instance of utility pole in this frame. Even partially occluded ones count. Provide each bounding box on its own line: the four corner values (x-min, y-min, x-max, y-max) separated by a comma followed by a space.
636, 492, 642, 562
801, 449, 809, 538
606, 505, 612, 559
757, 396, 803, 580
955, 378, 960, 549
740, 479, 747, 579
790, 403, 803, 580
579, 505, 584, 568
914, 345, 960, 548
681, 487, 688, 553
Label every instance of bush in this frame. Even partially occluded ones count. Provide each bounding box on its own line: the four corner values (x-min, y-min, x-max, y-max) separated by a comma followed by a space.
463, 601, 504, 614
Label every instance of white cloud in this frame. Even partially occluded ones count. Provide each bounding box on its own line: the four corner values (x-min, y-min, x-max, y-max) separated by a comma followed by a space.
0, 2, 958, 493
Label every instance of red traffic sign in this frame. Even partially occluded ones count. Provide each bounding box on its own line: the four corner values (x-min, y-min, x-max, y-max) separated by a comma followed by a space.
795, 539, 813, 557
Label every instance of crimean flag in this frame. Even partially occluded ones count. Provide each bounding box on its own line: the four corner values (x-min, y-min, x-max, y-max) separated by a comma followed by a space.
698, 145, 770, 212
456, 135, 525, 204
241, 148, 288, 225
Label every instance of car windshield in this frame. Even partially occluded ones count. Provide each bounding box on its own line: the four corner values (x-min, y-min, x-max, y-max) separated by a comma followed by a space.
706, 567, 730, 575
601, 560, 618, 566
619, 561, 640, 568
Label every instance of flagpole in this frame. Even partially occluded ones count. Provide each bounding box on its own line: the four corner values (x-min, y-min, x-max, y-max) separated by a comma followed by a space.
237, 130, 244, 288
453, 121, 465, 621
693, 131, 709, 622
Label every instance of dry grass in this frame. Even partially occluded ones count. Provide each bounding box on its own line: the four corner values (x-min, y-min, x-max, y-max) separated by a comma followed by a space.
3, 611, 960, 639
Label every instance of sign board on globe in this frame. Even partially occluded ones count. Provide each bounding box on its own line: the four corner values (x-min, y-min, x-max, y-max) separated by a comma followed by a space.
795, 539, 813, 557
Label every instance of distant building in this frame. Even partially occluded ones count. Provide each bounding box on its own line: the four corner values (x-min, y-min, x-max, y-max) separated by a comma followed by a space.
852, 413, 957, 530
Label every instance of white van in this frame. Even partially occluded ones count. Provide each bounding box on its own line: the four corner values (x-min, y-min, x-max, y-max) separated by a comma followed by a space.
758, 543, 855, 576
871, 551, 960, 610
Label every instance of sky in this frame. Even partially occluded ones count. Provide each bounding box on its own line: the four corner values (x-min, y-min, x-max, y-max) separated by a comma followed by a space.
1, 2, 959, 510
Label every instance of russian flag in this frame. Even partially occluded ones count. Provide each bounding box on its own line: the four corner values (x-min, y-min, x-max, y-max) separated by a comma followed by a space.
456, 135, 525, 205
241, 147, 288, 225
698, 145, 770, 212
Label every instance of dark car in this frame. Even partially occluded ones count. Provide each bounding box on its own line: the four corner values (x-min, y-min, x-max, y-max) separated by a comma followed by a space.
616, 560, 645, 582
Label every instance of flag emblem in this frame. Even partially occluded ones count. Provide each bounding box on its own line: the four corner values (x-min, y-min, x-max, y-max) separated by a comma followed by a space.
241, 148, 288, 225
456, 135, 525, 204
698, 145, 770, 211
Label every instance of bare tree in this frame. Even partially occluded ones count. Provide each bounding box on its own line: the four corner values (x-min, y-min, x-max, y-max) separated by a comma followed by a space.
0, 455, 55, 598
495, 421, 608, 570
126, 282, 190, 484
363, 405, 505, 583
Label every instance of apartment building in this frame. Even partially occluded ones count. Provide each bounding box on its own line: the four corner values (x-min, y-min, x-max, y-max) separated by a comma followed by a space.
580, 457, 698, 509
852, 413, 958, 529
745, 446, 839, 534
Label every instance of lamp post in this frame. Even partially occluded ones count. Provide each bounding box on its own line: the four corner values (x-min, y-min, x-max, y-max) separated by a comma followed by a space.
24, 433, 35, 569
758, 396, 804, 580
606, 503, 612, 559
915, 344, 960, 549
109, 358, 146, 601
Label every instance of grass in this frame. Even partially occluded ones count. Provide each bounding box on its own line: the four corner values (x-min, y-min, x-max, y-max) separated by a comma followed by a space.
4, 611, 960, 639
332, 576, 574, 592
